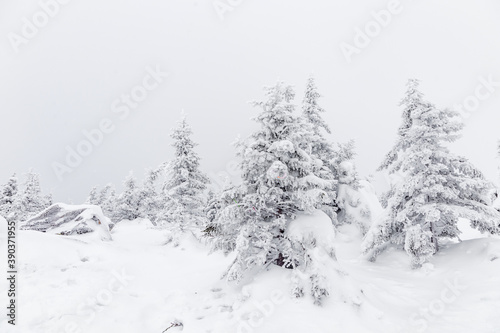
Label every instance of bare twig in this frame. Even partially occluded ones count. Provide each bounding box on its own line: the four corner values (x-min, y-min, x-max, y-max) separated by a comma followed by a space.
162, 321, 183, 332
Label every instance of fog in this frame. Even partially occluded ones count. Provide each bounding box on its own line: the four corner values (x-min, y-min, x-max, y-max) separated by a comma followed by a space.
1, 0, 499, 202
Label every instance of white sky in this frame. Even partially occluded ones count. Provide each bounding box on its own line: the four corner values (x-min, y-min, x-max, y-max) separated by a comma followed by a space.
1, 0, 500, 202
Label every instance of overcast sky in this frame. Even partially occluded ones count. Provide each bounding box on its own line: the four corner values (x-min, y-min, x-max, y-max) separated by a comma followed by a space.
1, 0, 500, 202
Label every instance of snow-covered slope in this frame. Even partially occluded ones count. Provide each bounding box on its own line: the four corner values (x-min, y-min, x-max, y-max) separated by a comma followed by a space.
0, 214, 6, 236
20, 203, 112, 241
1, 215, 500, 333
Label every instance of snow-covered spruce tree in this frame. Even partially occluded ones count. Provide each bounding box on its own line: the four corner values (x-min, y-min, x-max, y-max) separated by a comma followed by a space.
205, 182, 247, 254
0, 174, 18, 218
102, 187, 117, 224
301, 76, 358, 179
225, 81, 336, 284
301, 77, 360, 212
113, 173, 142, 222
138, 168, 163, 224
334, 140, 359, 185
301, 76, 366, 233
157, 116, 209, 233
86, 186, 99, 205
98, 184, 112, 206
204, 189, 219, 229
14, 171, 52, 223
378, 78, 423, 174
335, 161, 376, 235
300, 76, 338, 220
375, 80, 423, 209
363, 80, 500, 267
302, 76, 331, 135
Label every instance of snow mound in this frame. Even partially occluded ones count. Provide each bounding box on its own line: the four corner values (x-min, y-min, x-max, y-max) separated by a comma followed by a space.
20, 203, 112, 241
287, 210, 335, 248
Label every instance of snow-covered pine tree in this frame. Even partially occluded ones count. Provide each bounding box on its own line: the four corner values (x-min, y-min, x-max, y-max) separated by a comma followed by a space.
378, 78, 422, 173
138, 168, 162, 224
302, 76, 331, 135
204, 182, 246, 253
113, 173, 142, 222
158, 115, 210, 232
376, 79, 423, 208
0, 174, 18, 218
300, 76, 338, 219
303, 77, 357, 170
204, 189, 219, 229
86, 186, 99, 205
335, 161, 377, 234
102, 187, 117, 223
14, 171, 52, 223
44, 193, 53, 207
363, 79, 500, 267
225, 81, 336, 282
98, 184, 112, 206
332, 140, 359, 186
301, 76, 360, 213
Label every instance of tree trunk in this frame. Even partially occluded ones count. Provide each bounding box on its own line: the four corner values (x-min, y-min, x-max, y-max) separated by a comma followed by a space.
430, 222, 439, 253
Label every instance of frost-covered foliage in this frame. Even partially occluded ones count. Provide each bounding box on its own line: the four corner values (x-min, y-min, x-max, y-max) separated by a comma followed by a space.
12, 171, 52, 224
331, 140, 358, 185
337, 161, 359, 187
98, 184, 112, 206
403, 224, 435, 268
21, 203, 112, 241
205, 182, 246, 253
302, 76, 331, 135
86, 184, 114, 208
157, 116, 210, 232
223, 81, 336, 283
286, 211, 336, 305
101, 186, 117, 222
0, 174, 18, 218
110, 169, 163, 224
86, 186, 99, 205
336, 162, 382, 234
378, 78, 422, 173
300, 76, 338, 218
301, 77, 362, 215
138, 169, 163, 224
86, 169, 162, 226
363, 79, 500, 267
113, 174, 143, 222
204, 190, 220, 228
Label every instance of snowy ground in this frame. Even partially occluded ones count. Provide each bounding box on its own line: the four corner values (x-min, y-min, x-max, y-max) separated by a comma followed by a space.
1, 217, 500, 333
